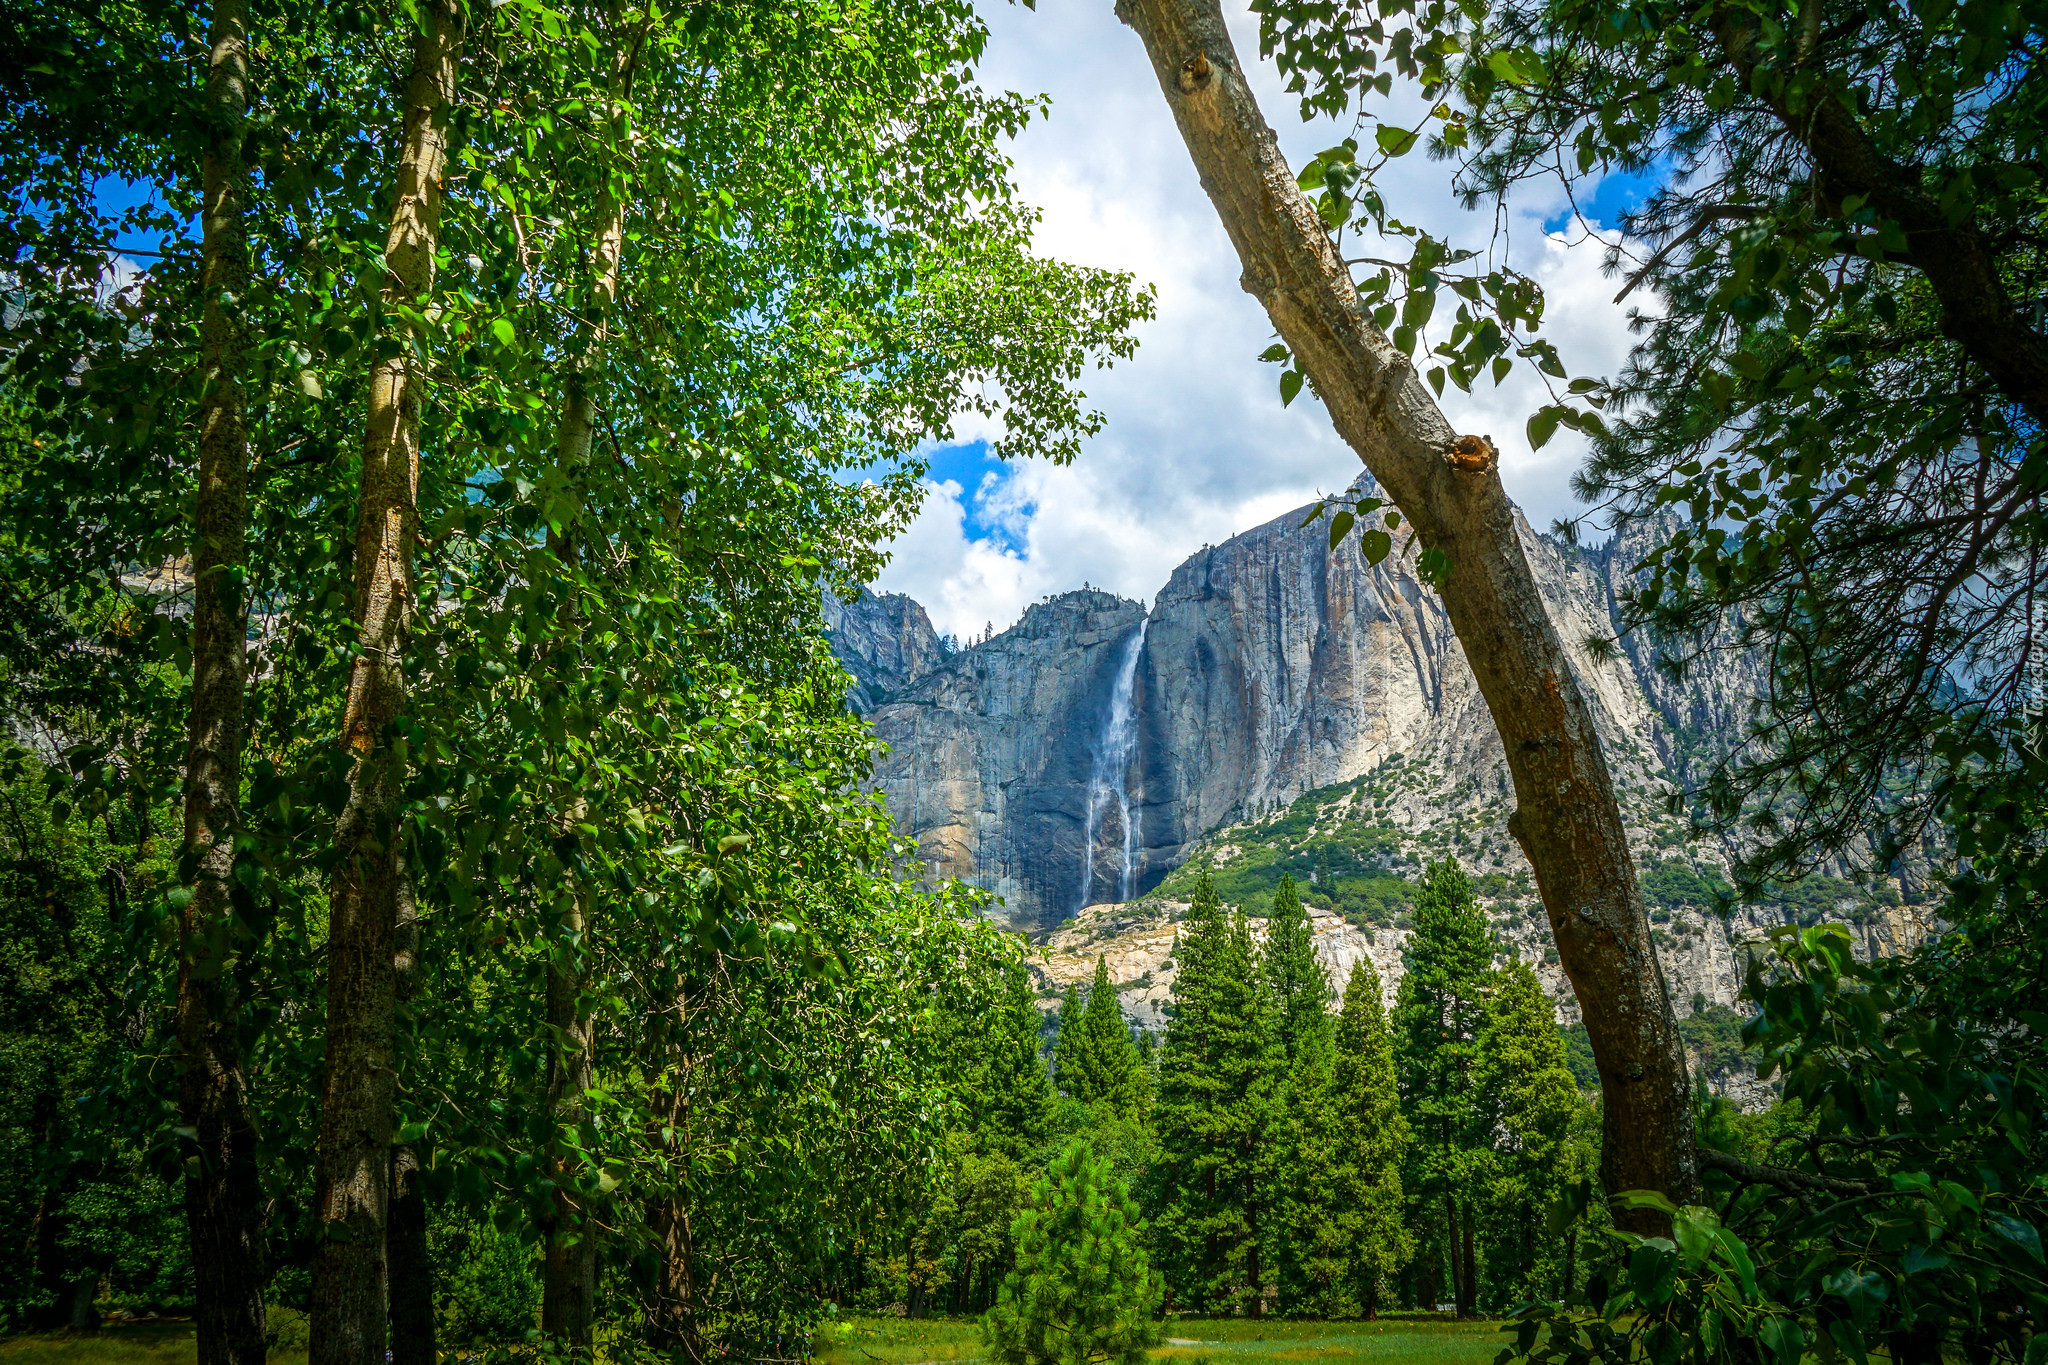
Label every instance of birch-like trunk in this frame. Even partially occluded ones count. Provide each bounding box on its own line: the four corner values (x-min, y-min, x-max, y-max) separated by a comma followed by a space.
1115, 0, 1696, 1225
539, 24, 651, 1347
311, 6, 463, 1363
178, 3, 267, 1360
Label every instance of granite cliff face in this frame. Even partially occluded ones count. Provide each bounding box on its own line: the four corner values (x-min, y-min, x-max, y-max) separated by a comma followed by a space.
831, 478, 1935, 1027
842, 477, 1765, 930
822, 589, 949, 713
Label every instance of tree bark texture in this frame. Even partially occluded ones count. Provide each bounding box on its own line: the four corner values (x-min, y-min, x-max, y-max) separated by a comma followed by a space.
179, 3, 269, 1360
311, 7, 462, 1364
387, 879, 434, 1365
538, 25, 651, 1346
1115, 0, 1697, 1225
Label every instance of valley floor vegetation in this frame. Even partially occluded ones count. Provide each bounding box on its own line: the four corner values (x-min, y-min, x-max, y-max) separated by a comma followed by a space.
6, 0, 2048, 1358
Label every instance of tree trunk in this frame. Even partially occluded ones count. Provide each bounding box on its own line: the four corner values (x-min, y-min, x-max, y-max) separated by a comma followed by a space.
1708, 13, 2048, 425
540, 895, 597, 1348
1114, 0, 1696, 1226
1443, 1197, 1461, 1311
648, 1195, 703, 1365
178, 4, 268, 1361
310, 7, 462, 1365
538, 22, 652, 1348
1459, 1200, 1478, 1315
388, 879, 434, 1365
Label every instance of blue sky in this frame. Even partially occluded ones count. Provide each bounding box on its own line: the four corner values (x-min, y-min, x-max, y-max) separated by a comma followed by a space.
880, 0, 1656, 638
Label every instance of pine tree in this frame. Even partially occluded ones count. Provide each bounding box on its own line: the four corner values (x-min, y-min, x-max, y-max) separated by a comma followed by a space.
1263, 874, 1331, 1065
1332, 956, 1410, 1316
1472, 960, 1587, 1306
1263, 874, 1346, 1315
1052, 983, 1082, 1099
1061, 956, 1147, 1117
983, 1138, 1162, 1365
976, 961, 1054, 1163
1149, 875, 1280, 1314
1393, 859, 1495, 1314
1270, 1023, 1348, 1316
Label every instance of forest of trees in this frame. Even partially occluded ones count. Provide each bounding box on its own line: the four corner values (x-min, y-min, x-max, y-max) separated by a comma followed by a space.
5, 0, 2046, 1359
878, 868, 1591, 1320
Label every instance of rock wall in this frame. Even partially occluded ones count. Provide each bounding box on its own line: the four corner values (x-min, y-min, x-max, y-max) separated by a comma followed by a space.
822, 589, 949, 713
842, 475, 1772, 933
860, 591, 1150, 919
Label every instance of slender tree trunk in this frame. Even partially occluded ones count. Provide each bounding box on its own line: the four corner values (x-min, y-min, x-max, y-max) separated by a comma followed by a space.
311, 7, 462, 1364
538, 23, 652, 1347
649, 1193, 703, 1364
1459, 1200, 1478, 1315
540, 894, 597, 1347
1114, 0, 1695, 1228
1444, 1197, 1461, 1312
178, 5, 267, 1361
387, 879, 434, 1365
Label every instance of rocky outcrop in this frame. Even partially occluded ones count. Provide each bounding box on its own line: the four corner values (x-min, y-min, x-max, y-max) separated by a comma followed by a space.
864, 592, 1150, 921
823, 589, 949, 713
840, 474, 1940, 1037
850, 475, 1778, 933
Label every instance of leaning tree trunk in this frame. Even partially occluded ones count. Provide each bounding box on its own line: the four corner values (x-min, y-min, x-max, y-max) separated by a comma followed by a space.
1115, 0, 1696, 1224
178, 3, 268, 1361
538, 21, 653, 1348
310, 7, 463, 1364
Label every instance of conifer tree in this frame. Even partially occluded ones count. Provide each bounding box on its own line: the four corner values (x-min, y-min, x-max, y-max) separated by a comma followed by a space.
1052, 983, 1083, 1099
1472, 960, 1587, 1306
1270, 1024, 1348, 1316
1393, 859, 1495, 1314
1264, 874, 1347, 1315
976, 961, 1055, 1163
1063, 956, 1147, 1117
1149, 875, 1280, 1314
1263, 874, 1331, 1064
1332, 957, 1410, 1316
983, 1138, 1161, 1365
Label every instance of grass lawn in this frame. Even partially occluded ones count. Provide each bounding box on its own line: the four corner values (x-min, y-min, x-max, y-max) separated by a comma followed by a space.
2, 1312, 1508, 1365
0, 1318, 303, 1365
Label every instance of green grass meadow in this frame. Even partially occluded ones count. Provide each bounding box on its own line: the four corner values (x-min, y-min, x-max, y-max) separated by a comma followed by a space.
3, 1313, 1506, 1365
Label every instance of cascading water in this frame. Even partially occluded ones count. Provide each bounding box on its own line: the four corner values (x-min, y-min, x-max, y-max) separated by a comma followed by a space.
1075, 620, 1148, 914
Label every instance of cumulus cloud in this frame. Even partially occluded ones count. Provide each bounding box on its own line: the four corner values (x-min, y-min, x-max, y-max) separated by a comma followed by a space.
876, 0, 1644, 634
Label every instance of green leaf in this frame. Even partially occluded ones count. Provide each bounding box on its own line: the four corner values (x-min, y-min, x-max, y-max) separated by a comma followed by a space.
1259, 343, 1291, 363
1627, 1238, 1678, 1305
1527, 405, 1563, 450
1328, 510, 1354, 548
1280, 369, 1304, 407
1990, 1212, 2044, 1263
1901, 1244, 1949, 1274
716, 833, 751, 854
1672, 1205, 1719, 1269
491, 317, 517, 346
1757, 1316, 1804, 1365
1375, 124, 1420, 157
1360, 529, 1392, 565
1713, 1227, 1758, 1299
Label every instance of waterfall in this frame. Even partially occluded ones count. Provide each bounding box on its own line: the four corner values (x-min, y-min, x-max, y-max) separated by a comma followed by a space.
1076, 620, 1148, 914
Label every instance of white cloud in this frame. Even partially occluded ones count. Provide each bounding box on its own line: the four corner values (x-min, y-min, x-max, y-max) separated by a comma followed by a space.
876, 0, 1643, 630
